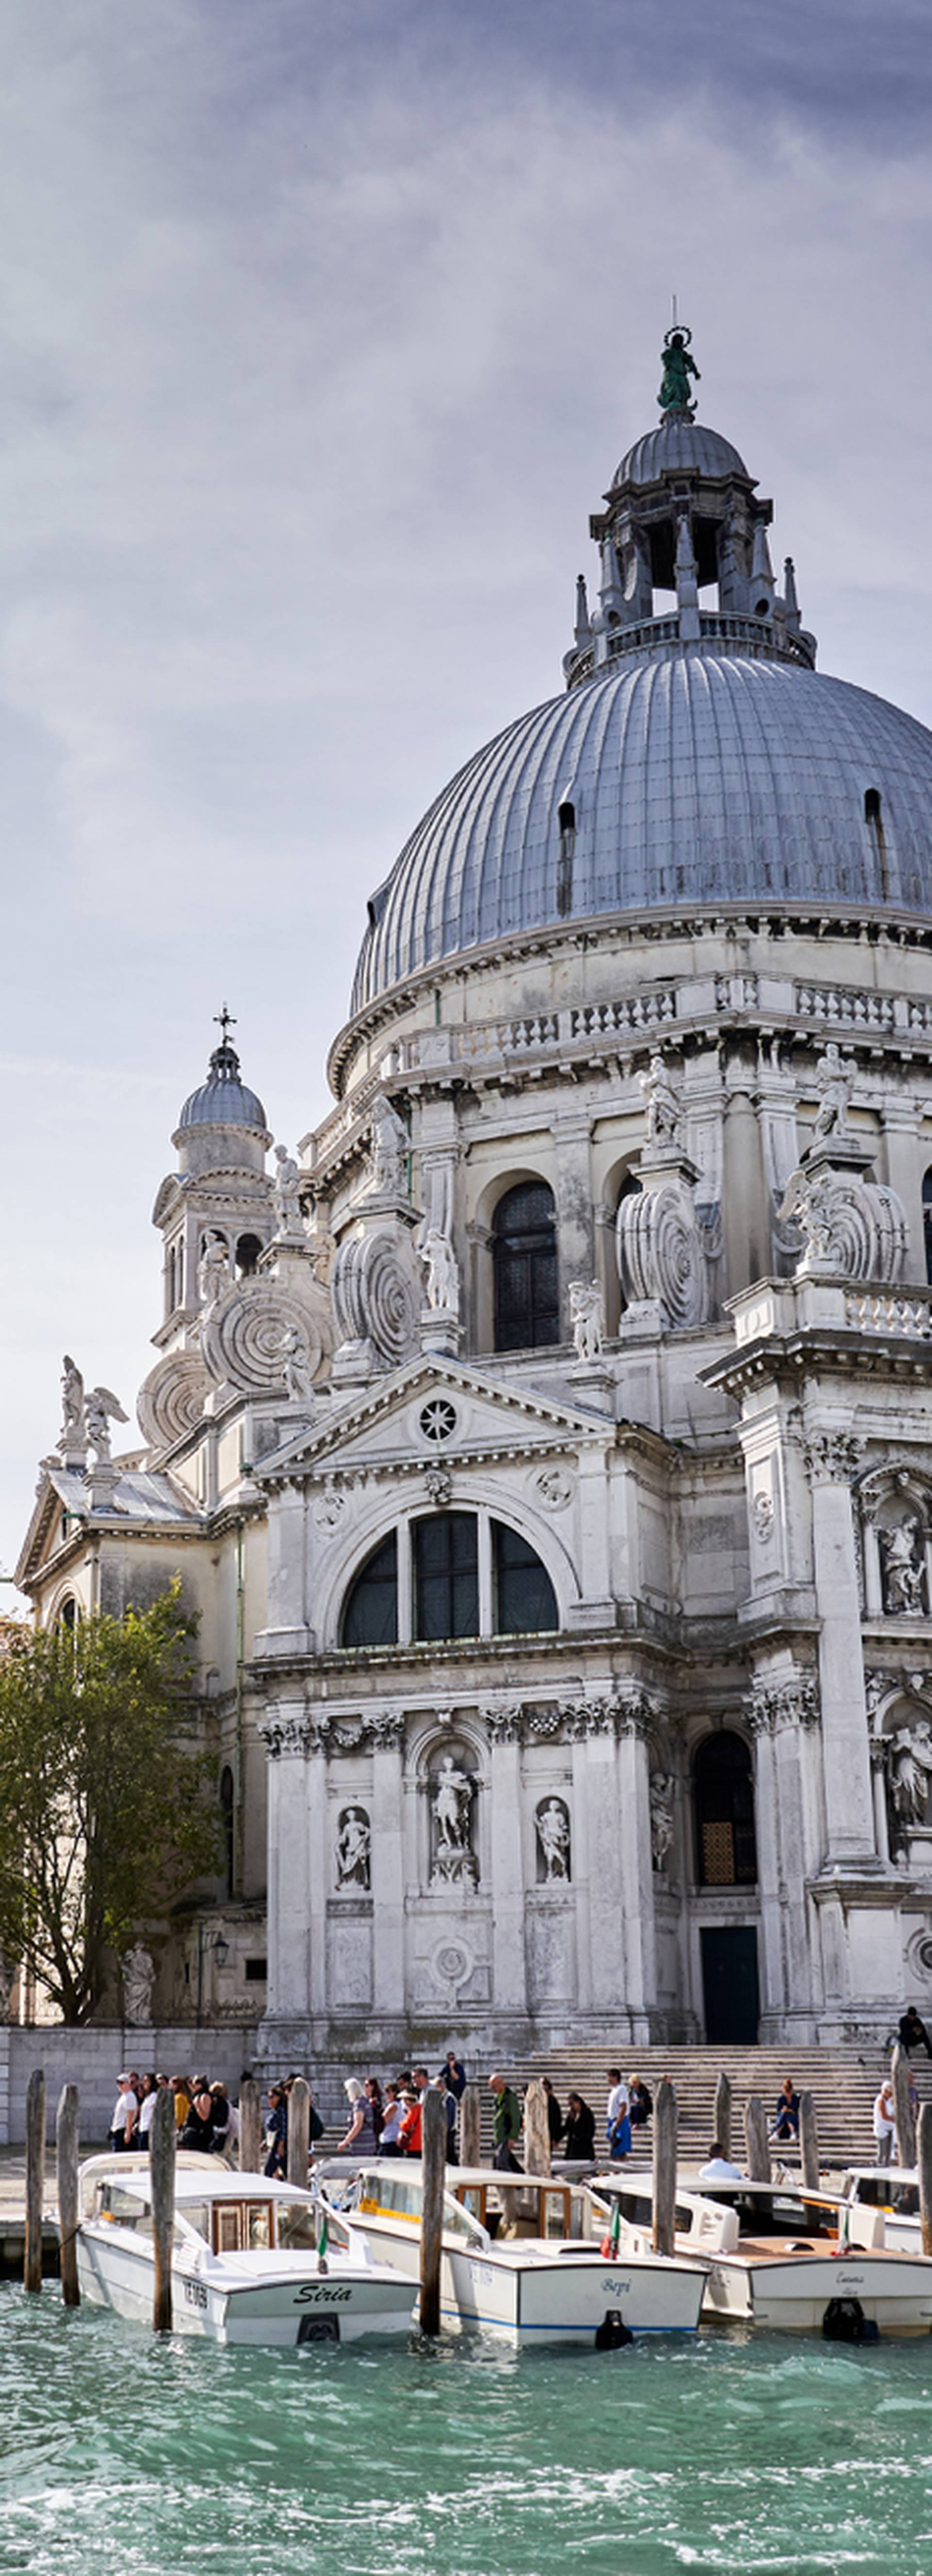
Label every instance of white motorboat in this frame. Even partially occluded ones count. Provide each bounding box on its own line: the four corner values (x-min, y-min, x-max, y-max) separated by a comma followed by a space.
842, 2166, 922, 2253
593, 2171, 932, 2336
327, 2162, 705, 2345
75, 2152, 416, 2345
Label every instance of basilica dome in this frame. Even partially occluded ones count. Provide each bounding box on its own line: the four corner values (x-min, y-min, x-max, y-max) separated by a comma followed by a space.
350, 372, 932, 1019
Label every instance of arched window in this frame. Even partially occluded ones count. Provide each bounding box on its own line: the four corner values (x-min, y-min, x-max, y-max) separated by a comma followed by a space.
219, 1766, 235, 1900
340, 1533, 399, 1647
493, 1182, 559, 1353
492, 1520, 558, 1634
236, 1234, 263, 1278
864, 785, 890, 901
557, 800, 576, 917
694, 1732, 757, 1886
413, 1513, 479, 1641
923, 1168, 932, 1288
57, 1597, 77, 1633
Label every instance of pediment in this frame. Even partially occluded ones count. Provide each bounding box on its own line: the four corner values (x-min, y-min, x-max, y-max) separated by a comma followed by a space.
255, 1355, 615, 1487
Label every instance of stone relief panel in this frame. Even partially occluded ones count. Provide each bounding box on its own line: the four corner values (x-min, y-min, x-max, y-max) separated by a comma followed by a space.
334, 1804, 371, 1891
535, 1796, 571, 1882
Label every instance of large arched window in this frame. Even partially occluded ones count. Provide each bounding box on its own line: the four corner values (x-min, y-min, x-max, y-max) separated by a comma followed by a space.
337, 1514, 559, 1646
493, 1182, 559, 1352
340, 1532, 399, 1647
694, 1732, 757, 1886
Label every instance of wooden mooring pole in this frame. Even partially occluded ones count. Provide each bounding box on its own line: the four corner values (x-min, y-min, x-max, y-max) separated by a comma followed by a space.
744, 2093, 771, 2184
24, 2069, 45, 2295
419, 2085, 447, 2336
523, 2080, 550, 2177
56, 2083, 81, 2308
239, 2076, 262, 2174
892, 2043, 917, 2169
652, 2076, 677, 2257
459, 2082, 482, 2170
713, 2071, 732, 2162
918, 2101, 932, 2257
150, 2085, 176, 2334
799, 2090, 820, 2194
287, 2079, 311, 2187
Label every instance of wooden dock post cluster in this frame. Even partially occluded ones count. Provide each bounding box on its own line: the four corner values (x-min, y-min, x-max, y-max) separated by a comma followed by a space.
744, 2094, 771, 2184
459, 2082, 482, 2169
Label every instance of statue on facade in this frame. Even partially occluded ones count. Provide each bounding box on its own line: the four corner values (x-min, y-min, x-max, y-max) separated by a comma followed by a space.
536, 1797, 570, 1881
887, 1719, 932, 1832
83, 1386, 129, 1465
122, 1942, 155, 2024
272, 1143, 304, 1235
658, 327, 699, 415
431, 1754, 477, 1886
275, 1323, 315, 1404
369, 1091, 408, 1196
640, 1049, 681, 1146
198, 1232, 231, 1311
335, 1805, 371, 1890
569, 1279, 604, 1364
649, 1771, 675, 1873
59, 1355, 84, 1452
418, 1227, 460, 1316
882, 1520, 926, 1616
812, 1042, 850, 1144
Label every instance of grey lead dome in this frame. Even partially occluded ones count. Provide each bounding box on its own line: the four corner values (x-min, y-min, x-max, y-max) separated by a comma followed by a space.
178, 1035, 267, 1133
351, 653, 932, 1015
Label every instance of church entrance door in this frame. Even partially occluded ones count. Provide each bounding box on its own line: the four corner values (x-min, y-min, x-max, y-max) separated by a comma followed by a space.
699, 1926, 760, 2044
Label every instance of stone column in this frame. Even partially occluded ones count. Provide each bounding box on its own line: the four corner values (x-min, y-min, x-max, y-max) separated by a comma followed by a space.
575, 1706, 628, 2034
751, 1676, 819, 2033
723, 1051, 769, 1295
553, 1113, 595, 1339
805, 1432, 877, 1863
371, 1719, 406, 2018
262, 1483, 313, 1657
258, 1707, 313, 2025
488, 1718, 528, 2021
882, 1101, 922, 1279
616, 1709, 656, 2037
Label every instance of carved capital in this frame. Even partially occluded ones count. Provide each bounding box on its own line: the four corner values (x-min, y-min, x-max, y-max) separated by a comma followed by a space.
802, 1431, 863, 1487
749, 1674, 819, 1735
483, 1699, 524, 1743
257, 1710, 316, 1761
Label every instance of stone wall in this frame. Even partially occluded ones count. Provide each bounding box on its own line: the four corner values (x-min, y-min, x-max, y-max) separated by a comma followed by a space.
0, 2022, 261, 2145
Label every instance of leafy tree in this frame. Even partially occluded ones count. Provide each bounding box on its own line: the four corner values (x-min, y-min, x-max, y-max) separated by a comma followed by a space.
0, 1583, 220, 2024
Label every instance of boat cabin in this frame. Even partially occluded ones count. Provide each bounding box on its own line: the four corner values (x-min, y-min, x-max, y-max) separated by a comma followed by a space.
79, 2156, 350, 2260
348, 2164, 588, 2246
592, 2176, 841, 2255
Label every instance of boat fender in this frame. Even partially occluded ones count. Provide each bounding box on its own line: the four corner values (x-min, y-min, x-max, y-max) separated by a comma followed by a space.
595, 2309, 633, 2351
821, 2296, 878, 2345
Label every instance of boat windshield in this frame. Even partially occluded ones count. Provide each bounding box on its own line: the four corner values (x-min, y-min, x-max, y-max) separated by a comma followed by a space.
703, 2187, 834, 2238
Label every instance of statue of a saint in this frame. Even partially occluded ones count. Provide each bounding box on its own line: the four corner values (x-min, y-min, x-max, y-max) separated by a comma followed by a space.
569, 1280, 604, 1364
536, 1798, 570, 1881
198, 1232, 230, 1311
122, 1942, 155, 2024
273, 1143, 304, 1235
882, 1521, 926, 1616
369, 1092, 408, 1196
640, 1049, 681, 1146
658, 328, 699, 415
59, 1355, 84, 1451
888, 1719, 932, 1830
83, 1386, 129, 1465
275, 1323, 315, 1404
335, 1806, 371, 1890
649, 1771, 675, 1873
418, 1227, 460, 1316
430, 1753, 477, 1885
812, 1042, 850, 1144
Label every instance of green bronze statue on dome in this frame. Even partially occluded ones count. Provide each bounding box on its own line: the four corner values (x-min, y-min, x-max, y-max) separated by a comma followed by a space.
659, 325, 700, 416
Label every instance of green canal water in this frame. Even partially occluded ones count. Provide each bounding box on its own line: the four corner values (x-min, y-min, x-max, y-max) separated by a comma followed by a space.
2, 2292, 932, 2576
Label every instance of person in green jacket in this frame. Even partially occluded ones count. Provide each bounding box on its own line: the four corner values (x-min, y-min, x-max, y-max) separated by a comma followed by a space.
488, 2072, 522, 2173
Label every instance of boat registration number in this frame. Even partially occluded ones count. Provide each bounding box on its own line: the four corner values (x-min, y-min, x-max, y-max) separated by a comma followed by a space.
183, 2277, 208, 2310
294, 2284, 352, 2305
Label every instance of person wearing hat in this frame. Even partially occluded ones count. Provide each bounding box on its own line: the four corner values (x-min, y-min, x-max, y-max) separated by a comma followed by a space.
108, 2073, 138, 2152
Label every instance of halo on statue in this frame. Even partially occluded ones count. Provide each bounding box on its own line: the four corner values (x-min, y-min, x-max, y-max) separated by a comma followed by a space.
662, 322, 693, 349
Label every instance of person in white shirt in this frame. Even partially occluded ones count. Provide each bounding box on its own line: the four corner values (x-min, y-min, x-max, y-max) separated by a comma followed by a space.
605, 2068, 629, 2145
873, 2081, 897, 2168
137, 2073, 158, 2139
699, 2144, 744, 2181
108, 2074, 137, 2152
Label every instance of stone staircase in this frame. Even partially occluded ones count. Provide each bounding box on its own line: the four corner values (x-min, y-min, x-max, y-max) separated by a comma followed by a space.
315, 2045, 932, 2173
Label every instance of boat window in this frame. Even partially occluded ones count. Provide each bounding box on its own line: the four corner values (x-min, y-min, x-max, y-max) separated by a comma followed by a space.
179, 2202, 210, 2242
277, 2203, 319, 2250
541, 2188, 570, 2239
214, 2203, 242, 2254
890, 2183, 920, 2217
246, 2202, 272, 2249
99, 2183, 148, 2226
455, 2186, 486, 2228
442, 2194, 485, 2243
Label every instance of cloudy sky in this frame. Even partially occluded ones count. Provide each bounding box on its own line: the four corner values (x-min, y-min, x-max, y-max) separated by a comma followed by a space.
2, 0, 932, 1583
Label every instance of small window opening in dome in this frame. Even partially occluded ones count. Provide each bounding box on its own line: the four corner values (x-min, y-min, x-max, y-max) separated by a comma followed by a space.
864, 787, 890, 902
753, 597, 770, 619
236, 1233, 262, 1277
557, 802, 576, 917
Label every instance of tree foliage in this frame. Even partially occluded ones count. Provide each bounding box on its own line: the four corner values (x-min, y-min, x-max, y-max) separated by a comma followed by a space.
0, 1583, 220, 2023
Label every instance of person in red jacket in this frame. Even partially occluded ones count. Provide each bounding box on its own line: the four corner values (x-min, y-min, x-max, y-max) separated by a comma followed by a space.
398, 2090, 422, 2155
